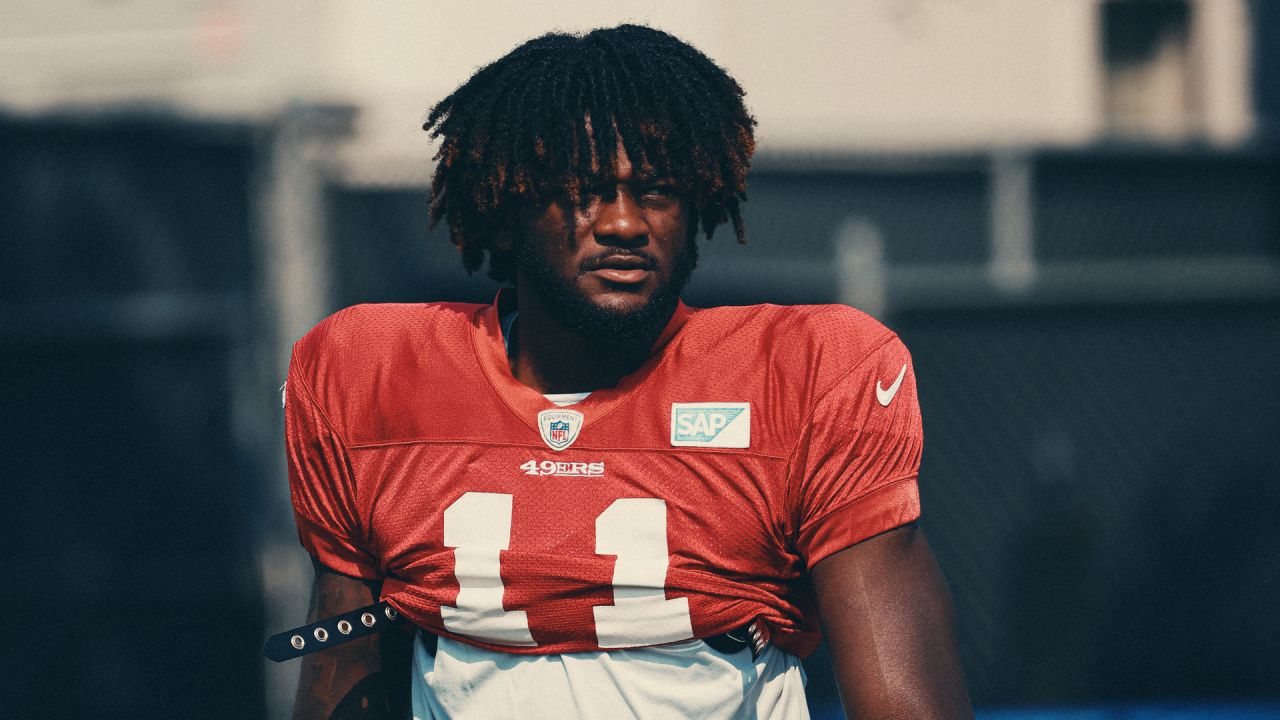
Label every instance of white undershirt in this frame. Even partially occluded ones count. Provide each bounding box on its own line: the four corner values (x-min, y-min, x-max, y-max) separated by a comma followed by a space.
543, 391, 592, 407
411, 635, 809, 720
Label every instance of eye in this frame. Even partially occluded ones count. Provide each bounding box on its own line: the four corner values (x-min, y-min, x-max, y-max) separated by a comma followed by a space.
640, 183, 679, 201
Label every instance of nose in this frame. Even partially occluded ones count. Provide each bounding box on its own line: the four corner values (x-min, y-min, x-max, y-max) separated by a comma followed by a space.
592, 187, 649, 247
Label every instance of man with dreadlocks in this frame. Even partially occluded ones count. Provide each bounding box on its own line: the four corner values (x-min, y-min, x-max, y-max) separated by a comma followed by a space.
278, 23, 971, 720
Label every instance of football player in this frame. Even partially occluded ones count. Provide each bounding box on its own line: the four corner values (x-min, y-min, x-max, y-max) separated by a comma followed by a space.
280, 24, 972, 720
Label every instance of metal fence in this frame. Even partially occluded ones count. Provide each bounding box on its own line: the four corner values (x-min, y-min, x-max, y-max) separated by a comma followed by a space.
1, 115, 267, 719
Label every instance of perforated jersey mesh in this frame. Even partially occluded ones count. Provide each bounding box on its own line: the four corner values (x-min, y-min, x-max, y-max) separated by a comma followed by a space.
285, 298, 922, 657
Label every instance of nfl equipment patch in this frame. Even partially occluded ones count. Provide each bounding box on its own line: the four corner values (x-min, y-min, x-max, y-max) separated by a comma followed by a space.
538, 408, 584, 451
671, 403, 750, 448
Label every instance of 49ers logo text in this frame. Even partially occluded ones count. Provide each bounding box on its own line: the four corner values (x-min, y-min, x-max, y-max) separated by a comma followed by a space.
519, 459, 605, 477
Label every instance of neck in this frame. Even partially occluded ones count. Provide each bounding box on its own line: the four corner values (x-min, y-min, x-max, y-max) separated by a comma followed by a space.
507, 284, 668, 394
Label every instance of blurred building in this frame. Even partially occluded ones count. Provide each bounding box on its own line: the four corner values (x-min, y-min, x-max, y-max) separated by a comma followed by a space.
0, 1, 1260, 157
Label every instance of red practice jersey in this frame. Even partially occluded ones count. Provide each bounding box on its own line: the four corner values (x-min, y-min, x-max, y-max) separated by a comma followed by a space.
285, 293, 923, 658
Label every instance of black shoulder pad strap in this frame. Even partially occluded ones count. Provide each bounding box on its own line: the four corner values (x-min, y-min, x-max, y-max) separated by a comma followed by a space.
262, 600, 405, 662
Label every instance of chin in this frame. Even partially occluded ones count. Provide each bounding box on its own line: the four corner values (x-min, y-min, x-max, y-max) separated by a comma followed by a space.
553, 287, 675, 347
589, 290, 657, 315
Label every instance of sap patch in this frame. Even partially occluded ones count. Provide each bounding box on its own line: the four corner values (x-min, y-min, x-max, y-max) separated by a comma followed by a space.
670, 402, 750, 448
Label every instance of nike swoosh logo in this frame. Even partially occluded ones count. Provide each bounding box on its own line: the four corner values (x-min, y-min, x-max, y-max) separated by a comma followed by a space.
876, 363, 908, 407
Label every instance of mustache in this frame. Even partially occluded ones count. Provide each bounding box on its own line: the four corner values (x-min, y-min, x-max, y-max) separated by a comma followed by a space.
578, 251, 658, 272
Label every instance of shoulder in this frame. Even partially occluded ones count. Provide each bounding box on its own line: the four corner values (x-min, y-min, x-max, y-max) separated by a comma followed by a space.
290, 302, 480, 378
685, 303, 902, 393
288, 302, 484, 433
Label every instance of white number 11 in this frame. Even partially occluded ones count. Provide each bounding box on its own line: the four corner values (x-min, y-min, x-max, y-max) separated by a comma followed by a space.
440, 492, 694, 648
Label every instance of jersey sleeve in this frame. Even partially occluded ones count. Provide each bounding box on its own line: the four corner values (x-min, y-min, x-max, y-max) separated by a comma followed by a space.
284, 358, 382, 580
789, 334, 923, 569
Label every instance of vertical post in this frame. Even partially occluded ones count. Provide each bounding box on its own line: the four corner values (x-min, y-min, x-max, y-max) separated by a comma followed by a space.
1191, 0, 1254, 145
249, 104, 353, 720
836, 217, 888, 319
989, 151, 1037, 294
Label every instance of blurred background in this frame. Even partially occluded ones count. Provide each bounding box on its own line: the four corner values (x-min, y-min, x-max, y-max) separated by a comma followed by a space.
3, 1, 1278, 718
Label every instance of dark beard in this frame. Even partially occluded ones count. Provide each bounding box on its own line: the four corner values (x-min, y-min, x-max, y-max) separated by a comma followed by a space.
515, 234, 697, 353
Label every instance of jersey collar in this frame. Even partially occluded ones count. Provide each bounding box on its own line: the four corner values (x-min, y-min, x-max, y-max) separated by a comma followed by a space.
471, 288, 693, 436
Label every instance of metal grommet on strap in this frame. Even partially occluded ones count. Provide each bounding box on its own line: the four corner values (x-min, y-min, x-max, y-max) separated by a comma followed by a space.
263, 599, 407, 662
703, 620, 768, 661
747, 620, 768, 658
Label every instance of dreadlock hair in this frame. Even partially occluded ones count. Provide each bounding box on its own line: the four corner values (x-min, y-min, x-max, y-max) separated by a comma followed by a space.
423, 24, 756, 283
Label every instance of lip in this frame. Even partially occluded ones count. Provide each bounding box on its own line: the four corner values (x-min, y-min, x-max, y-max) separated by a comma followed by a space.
583, 254, 655, 285
589, 267, 652, 284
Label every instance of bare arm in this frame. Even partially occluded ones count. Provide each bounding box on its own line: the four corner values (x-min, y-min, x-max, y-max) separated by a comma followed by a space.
811, 523, 973, 719
292, 560, 412, 720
